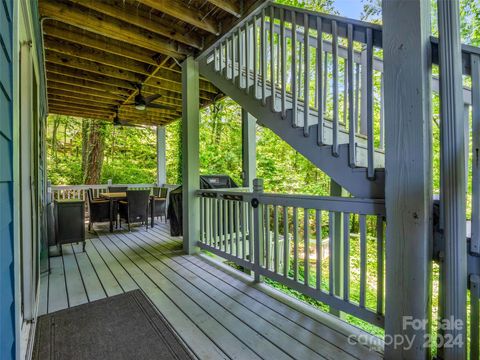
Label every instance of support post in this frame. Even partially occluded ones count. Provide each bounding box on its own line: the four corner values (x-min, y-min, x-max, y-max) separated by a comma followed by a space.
383, 0, 432, 358
359, 48, 368, 136
182, 56, 200, 255
438, 0, 467, 357
253, 178, 264, 282
330, 180, 345, 317
156, 126, 166, 186
242, 109, 256, 188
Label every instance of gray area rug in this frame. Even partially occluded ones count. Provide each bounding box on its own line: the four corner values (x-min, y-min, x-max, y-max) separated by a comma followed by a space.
33, 290, 196, 360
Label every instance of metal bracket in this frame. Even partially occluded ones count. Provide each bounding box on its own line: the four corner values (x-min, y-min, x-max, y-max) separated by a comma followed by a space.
251, 198, 259, 208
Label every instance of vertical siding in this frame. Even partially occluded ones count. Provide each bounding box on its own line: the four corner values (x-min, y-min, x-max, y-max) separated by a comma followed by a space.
0, 0, 15, 359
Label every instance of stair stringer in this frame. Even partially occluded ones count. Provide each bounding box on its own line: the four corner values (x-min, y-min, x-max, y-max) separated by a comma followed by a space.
200, 59, 385, 199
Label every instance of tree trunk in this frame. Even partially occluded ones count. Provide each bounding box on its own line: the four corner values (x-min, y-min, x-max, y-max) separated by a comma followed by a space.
81, 120, 90, 175
83, 121, 106, 185
52, 115, 60, 159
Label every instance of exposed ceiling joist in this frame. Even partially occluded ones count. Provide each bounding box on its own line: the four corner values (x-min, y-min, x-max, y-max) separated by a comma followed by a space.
136, 0, 220, 35
39, 0, 190, 58
43, 21, 159, 66
206, 0, 242, 18
68, 0, 203, 49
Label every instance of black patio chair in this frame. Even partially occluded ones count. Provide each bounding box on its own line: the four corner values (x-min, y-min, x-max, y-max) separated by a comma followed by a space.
108, 186, 128, 193
87, 188, 110, 231
118, 190, 150, 231
151, 187, 168, 224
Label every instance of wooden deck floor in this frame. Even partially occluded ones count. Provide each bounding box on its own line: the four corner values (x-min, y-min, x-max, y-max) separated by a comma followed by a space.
38, 221, 383, 360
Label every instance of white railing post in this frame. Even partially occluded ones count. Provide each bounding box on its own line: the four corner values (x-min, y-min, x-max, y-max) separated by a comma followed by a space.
253, 178, 264, 282
438, 0, 467, 357
383, 0, 433, 358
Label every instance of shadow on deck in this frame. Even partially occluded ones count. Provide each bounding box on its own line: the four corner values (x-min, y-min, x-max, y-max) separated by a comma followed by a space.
39, 221, 382, 360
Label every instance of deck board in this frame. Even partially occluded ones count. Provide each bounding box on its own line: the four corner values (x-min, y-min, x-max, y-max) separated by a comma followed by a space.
39, 221, 382, 360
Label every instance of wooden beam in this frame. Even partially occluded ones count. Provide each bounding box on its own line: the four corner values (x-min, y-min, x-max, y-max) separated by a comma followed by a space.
119, 107, 181, 117
43, 21, 159, 66
46, 65, 135, 93
49, 108, 112, 121
136, 0, 220, 35
49, 105, 114, 117
45, 51, 213, 100
47, 81, 126, 101
46, 67, 185, 106
68, 0, 203, 49
45, 39, 218, 94
206, 0, 241, 17
47, 89, 121, 106
39, 0, 190, 58
48, 100, 115, 113
43, 21, 211, 83
44, 37, 152, 76
45, 50, 144, 84
48, 94, 119, 108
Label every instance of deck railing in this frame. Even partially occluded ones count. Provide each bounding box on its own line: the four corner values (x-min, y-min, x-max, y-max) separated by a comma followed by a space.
49, 183, 178, 201
196, 180, 386, 327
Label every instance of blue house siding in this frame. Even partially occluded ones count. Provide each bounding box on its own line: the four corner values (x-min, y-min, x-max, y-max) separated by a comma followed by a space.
0, 0, 15, 359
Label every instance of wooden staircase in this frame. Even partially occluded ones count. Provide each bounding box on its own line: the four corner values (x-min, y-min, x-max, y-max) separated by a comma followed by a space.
199, 3, 386, 198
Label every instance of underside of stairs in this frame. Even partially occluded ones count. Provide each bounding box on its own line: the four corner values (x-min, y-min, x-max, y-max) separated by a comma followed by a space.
200, 58, 385, 199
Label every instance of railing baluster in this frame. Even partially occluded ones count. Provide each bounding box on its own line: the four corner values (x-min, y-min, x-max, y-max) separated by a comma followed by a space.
291, 10, 298, 127
273, 206, 279, 273
359, 214, 367, 308
332, 20, 339, 157
328, 211, 334, 295
229, 200, 234, 254
355, 63, 360, 131
261, 8, 267, 105
237, 27, 242, 88
283, 206, 289, 277
379, 74, 385, 150
265, 205, 271, 270
200, 197, 204, 243
376, 216, 384, 314
245, 21, 250, 94
270, 5, 276, 112
235, 201, 240, 257
343, 61, 347, 126
280, 8, 287, 119
248, 204, 254, 262
323, 53, 328, 111
239, 201, 246, 259
316, 17, 323, 145
225, 39, 230, 79
347, 24, 356, 167
293, 206, 299, 282
253, 16, 258, 98
231, 34, 236, 84
303, 13, 310, 137
207, 197, 211, 245
213, 198, 218, 248
471, 54, 480, 254
343, 212, 350, 301
366, 28, 375, 179
304, 208, 309, 286
316, 209, 322, 291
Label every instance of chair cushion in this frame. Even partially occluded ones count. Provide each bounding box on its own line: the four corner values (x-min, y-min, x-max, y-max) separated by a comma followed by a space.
119, 200, 128, 205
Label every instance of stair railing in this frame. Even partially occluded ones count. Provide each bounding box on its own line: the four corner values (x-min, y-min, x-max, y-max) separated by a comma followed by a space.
200, 3, 384, 179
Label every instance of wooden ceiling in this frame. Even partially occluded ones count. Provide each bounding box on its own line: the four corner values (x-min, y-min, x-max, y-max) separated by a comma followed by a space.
39, 0, 257, 126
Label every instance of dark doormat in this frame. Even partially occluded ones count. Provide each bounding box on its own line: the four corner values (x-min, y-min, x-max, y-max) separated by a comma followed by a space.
32, 290, 196, 360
